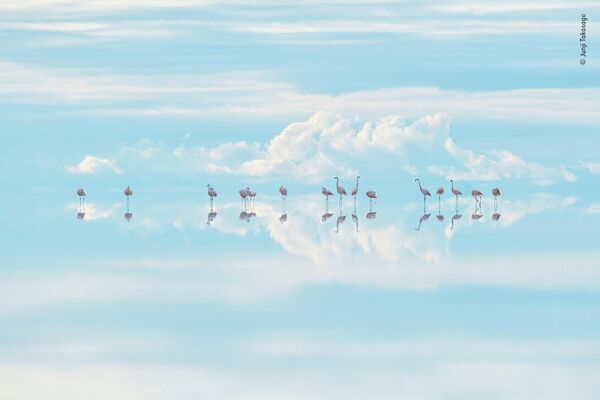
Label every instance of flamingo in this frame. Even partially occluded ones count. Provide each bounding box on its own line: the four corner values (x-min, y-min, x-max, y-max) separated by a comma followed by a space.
334, 177, 347, 207
415, 213, 431, 231
279, 185, 287, 212
351, 176, 360, 205
366, 190, 377, 211
322, 187, 333, 210
76, 188, 86, 210
239, 187, 249, 209
450, 179, 462, 211
247, 188, 256, 209
415, 178, 431, 212
471, 189, 483, 203
123, 186, 133, 214
492, 187, 501, 211
436, 187, 445, 200
207, 184, 217, 203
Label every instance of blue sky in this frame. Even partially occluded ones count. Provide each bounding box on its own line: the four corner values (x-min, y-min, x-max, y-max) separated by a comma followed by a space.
1, 1, 600, 398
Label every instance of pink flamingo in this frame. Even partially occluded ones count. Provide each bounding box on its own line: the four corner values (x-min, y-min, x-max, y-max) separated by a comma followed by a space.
492, 187, 501, 211
247, 188, 256, 210
76, 188, 86, 210
124, 186, 133, 197
436, 187, 445, 200
207, 184, 217, 199
351, 176, 360, 205
239, 187, 249, 209
415, 178, 431, 212
450, 179, 462, 211
322, 187, 333, 211
366, 190, 377, 211
279, 185, 287, 212
471, 189, 483, 203
334, 177, 347, 207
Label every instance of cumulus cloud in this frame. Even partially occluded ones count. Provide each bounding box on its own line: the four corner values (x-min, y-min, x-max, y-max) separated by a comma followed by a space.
107, 112, 575, 185
67, 155, 123, 174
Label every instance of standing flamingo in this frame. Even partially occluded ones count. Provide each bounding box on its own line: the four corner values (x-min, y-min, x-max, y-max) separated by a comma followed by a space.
279, 185, 287, 213
436, 187, 445, 200
76, 188, 86, 210
471, 189, 483, 205
207, 184, 217, 205
351, 176, 360, 206
366, 190, 377, 211
334, 177, 347, 208
247, 188, 256, 210
322, 186, 333, 210
415, 178, 431, 212
492, 187, 501, 211
450, 179, 462, 211
239, 187, 249, 209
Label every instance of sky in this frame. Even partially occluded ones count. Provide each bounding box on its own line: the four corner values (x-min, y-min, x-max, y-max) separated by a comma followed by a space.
1, 1, 600, 398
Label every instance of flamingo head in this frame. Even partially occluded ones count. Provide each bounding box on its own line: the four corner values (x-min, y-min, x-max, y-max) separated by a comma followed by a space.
334, 176, 338, 181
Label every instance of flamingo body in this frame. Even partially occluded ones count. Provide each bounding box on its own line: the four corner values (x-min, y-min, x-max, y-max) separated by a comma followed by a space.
366, 190, 377, 199
321, 187, 333, 197
279, 185, 288, 197
124, 186, 133, 197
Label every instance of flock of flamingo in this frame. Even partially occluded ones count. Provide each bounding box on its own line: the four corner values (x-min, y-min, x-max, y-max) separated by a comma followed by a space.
74, 177, 502, 232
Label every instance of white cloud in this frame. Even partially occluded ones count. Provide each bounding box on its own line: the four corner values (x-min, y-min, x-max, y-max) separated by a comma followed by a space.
583, 161, 600, 175
108, 112, 575, 185
585, 203, 600, 215
67, 155, 123, 174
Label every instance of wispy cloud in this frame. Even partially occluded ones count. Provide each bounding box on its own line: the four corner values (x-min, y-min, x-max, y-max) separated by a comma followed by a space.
2, 60, 600, 124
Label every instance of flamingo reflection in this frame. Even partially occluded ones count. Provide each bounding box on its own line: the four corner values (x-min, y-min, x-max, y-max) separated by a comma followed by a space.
279, 213, 287, 224
335, 210, 346, 233
450, 212, 462, 230
492, 213, 501, 221
321, 212, 334, 222
415, 213, 431, 231
366, 211, 377, 220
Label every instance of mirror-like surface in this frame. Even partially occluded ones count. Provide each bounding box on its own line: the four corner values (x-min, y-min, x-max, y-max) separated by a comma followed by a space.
1, 1, 600, 398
